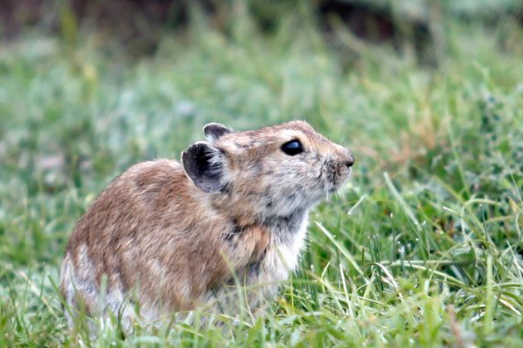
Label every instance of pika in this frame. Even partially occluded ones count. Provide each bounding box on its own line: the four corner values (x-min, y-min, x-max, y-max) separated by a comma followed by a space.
60, 121, 354, 328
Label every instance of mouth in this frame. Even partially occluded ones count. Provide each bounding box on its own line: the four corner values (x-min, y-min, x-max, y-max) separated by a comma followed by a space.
320, 159, 352, 194
327, 171, 351, 193
327, 179, 344, 193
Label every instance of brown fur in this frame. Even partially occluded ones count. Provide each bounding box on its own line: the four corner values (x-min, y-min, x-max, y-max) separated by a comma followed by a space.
60, 120, 354, 327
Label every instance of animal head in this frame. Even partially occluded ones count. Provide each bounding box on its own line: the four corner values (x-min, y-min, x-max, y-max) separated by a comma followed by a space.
182, 121, 354, 219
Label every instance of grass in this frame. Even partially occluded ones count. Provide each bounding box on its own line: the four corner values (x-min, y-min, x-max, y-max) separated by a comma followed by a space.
1, 6, 523, 347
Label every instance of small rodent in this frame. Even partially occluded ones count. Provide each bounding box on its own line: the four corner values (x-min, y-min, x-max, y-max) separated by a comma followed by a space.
60, 121, 354, 329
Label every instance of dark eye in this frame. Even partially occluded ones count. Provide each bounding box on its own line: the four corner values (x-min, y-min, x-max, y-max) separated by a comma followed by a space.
281, 140, 303, 156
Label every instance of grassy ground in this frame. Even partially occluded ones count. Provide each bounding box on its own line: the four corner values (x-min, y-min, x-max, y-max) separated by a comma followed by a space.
1, 8, 523, 347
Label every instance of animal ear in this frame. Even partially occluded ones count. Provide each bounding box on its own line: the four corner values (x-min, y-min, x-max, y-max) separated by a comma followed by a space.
182, 141, 225, 193
203, 123, 233, 143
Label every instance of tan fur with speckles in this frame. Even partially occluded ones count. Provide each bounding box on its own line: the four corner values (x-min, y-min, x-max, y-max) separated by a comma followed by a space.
60, 120, 354, 329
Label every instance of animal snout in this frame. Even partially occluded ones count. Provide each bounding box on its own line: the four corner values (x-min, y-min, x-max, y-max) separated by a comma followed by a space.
325, 149, 354, 172
342, 149, 354, 168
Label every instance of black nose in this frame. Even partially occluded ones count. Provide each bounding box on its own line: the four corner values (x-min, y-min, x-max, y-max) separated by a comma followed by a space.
344, 154, 354, 168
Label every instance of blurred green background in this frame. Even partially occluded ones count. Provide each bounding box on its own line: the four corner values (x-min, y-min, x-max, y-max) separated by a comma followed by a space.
1, 0, 523, 347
